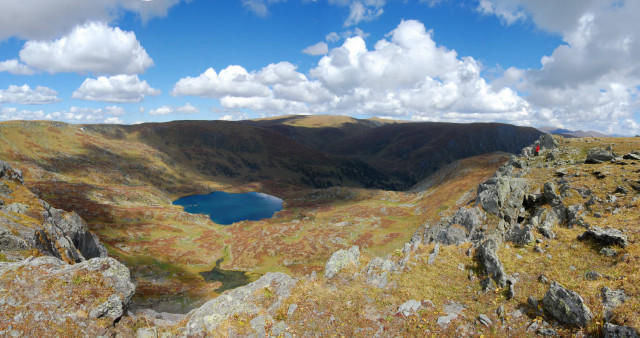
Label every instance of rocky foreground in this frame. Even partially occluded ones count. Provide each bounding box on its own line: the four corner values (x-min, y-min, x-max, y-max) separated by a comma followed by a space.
1, 134, 640, 337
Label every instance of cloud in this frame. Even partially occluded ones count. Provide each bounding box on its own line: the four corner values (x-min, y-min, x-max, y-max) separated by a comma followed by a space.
484, 0, 640, 135
242, 0, 286, 17
344, 1, 384, 26
0, 0, 189, 41
0, 84, 60, 105
0, 59, 35, 75
326, 32, 341, 42
173, 20, 529, 122
302, 42, 329, 55
0, 105, 126, 124
72, 74, 160, 103
149, 103, 199, 115
19, 22, 154, 75
172, 66, 271, 98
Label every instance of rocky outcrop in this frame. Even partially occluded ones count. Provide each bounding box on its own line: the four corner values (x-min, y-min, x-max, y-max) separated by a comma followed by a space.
476, 238, 508, 287
585, 148, 616, 164
0, 256, 134, 336
325, 246, 360, 278
363, 257, 396, 288
578, 227, 629, 247
543, 282, 593, 327
0, 161, 107, 263
476, 176, 528, 224
184, 272, 296, 335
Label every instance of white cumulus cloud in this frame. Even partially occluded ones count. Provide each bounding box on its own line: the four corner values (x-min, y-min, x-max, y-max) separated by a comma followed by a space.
0, 84, 60, 105
72, 74, 160, 103
19, 21, 154, 75
302, 42, 329, 56
0, 59, 35, 75
149, 103, 199, 115
172, 66, 271, 98
173, 20, 530, 122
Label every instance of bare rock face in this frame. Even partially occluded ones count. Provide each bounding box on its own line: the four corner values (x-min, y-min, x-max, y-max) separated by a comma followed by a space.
543, 282, 593, 327
184, 272, 297, 335
476, 176, 528, 225
0, 256, 134, 336
0, 160, 107, 263
324, 246, 360, 278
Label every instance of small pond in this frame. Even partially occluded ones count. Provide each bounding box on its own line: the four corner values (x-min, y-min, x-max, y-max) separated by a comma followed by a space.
172, 191, 283, 225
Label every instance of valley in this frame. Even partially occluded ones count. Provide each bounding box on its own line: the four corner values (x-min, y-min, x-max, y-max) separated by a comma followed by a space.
0, 116, 537, 312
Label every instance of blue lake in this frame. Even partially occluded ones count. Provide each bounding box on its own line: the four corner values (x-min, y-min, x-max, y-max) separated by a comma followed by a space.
173, 191, 283, 225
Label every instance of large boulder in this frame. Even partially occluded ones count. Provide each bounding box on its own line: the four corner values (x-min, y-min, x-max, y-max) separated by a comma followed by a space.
538, 134, 558, 150
0, 256, 134, 336
324, 246, 360, 278
585, 148, 615, 164
543, 282, 593, 327
184, 272, 296, 335
578, 227, 628, 247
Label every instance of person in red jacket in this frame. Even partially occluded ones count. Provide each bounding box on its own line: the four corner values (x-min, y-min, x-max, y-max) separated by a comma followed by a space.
535, 144, 540, 156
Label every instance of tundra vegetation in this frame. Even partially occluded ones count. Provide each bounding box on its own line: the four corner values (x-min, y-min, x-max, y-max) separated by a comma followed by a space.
0, 116, 637, 336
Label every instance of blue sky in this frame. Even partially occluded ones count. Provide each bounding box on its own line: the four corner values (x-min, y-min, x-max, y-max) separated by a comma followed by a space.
0, 0, 638, 135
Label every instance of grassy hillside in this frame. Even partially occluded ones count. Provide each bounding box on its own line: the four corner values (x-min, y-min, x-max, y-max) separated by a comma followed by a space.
0, 117, 536, 312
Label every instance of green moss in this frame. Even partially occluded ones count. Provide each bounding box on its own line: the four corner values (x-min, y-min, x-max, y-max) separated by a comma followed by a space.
0, 252, 7, 262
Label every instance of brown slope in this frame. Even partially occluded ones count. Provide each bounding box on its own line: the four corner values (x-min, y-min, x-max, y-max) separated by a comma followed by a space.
86, 120, 399, 190
323, 122, 543, 188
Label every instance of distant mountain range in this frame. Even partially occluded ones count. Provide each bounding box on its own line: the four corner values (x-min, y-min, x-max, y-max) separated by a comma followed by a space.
537, 126, 612, 137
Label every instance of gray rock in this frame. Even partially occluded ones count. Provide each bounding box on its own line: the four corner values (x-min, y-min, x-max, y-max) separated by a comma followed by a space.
602, 287, 629, 321
601, 247, 618, 257
90, 294, 123, 320
272, 321, 289, 336
478, 314, 491, 327
538, 275, 550, 284
586, 148, 615, 164
324, 246, 360, 278
538, 134, 558, 150
184, 272, 296, 335
543, 182, 561, 204
507, 224, 534, 246
578, 227, 628, 247
603, 323, 639, 338
528, 296, 539, 308
476, 238, 507, 287
428, 243, 440, 265
543, 281, 593, 327
507, 283, 516, 300
287, 303, 298, 317
396, 299, 422, 317
585, 271, 603, 281
622, 153, 640, 161
249, 314, 270, 337
538, 328, 558, 336
437, 301, 466, 328
481, 277, 497, 292
476, 176, 528, 224
566, 204, 586, 228
434, 225, 468, 245
452, 207, 486, 233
